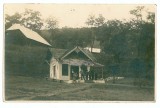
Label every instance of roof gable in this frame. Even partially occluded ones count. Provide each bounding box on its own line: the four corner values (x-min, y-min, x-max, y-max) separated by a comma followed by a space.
61, 46, 96, 61
49, 46, 96, 61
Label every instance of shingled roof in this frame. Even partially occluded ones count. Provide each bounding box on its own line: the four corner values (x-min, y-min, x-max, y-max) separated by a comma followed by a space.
49, 46, 103, 67
49, 48, 68, 59
49, 46, 96, 61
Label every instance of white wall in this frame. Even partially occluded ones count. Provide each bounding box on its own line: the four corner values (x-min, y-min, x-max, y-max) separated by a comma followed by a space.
58, 62, 62, 79
50, 58, 85, 80
84, 47, 101, 53
50, 58, 59, 79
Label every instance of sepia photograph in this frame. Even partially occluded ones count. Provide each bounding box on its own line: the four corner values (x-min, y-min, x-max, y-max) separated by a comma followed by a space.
4, 4, 156, 101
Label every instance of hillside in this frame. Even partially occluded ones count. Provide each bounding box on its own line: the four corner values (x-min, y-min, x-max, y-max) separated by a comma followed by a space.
5, 44, 50, 77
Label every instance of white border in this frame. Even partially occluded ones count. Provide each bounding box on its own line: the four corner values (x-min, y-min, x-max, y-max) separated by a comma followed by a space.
0, 0, 159, 108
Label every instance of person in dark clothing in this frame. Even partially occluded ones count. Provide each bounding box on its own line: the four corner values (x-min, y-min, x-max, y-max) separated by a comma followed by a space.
80, 69, 85, 80
88, 70, 91, 80
95, 72, 98, 80
86, 71, 88, 80
73, 72, 78, 84
90, 69, 94, 80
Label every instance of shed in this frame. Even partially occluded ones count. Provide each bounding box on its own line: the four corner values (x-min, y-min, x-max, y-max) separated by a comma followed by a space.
5, 24, 51, 47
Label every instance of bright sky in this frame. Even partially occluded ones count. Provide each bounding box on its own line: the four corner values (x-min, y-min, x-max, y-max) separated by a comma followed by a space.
4, 4, 155, 28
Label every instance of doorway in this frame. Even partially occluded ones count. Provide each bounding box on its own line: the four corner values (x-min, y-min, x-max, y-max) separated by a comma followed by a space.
70, 66, 79, 80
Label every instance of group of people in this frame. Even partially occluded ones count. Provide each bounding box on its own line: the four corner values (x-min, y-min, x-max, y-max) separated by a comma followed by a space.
71, 68, 97, 82
80, 69, 95, 80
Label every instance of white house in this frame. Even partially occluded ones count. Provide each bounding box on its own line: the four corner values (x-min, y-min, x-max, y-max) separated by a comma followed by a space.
84, 40, 101, 53
47, 46, 103, 81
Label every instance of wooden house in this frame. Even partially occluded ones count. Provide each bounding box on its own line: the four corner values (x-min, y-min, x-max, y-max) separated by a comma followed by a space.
47, 46, 103, 81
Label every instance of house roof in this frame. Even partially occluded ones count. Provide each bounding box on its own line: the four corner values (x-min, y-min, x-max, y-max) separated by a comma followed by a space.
49, 48, 68, 59
49, 46, 103, 67
82, 48, 97, 61
49, 46, 96, 61
62, 59, 95, 66
7, 24, 51, 46
61, 46, 96, 61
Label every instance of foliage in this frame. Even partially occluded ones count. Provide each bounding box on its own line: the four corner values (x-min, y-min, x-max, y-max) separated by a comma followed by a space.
5, 9, 44, 31
21, 9, 43, 31
130, 6, 145, 21
40, 27, 92, 49
94, 7, 155, 85
85, 14, 105, 52
85, 14, 105, 27
45, 16, 58, 30
5, 12, 22, 30
147, 12, 155, 24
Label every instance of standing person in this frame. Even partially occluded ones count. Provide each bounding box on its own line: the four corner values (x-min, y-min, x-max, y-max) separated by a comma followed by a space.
90, 69, 94, 80
88, 71, 91, 80
71, 69, 74, 80
80, 69, 85, 80
95, 71, 98, 80
84, 69, 87, 80
86, 69, 89, 80
73, 72, 78, 84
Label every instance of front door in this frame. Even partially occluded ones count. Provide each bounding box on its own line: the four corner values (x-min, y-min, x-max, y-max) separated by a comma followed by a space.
70, 66, 79, 80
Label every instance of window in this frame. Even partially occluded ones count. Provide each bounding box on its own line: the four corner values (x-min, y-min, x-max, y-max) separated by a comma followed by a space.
62, 64, 68, 76
53, 65, 56, 77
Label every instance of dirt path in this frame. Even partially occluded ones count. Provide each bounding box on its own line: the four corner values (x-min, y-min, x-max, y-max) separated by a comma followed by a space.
13, 83, 93, 100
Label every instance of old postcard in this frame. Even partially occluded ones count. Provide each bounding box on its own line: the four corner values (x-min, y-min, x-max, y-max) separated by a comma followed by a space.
4, 4, 156, 101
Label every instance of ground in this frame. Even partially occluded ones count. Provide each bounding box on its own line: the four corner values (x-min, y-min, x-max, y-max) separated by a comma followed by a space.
4, 75, 154, 101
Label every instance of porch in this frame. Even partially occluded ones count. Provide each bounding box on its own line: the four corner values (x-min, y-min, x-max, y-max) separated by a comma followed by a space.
61, 59, 104, 81
60, 79, 105, 84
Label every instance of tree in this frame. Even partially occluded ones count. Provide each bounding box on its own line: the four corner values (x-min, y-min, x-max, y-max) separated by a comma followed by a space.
5, 12, 22, 29
85, 14, 105, 52
147, 12, 155, 24
5, 9, 44, 32
130, 6, 145, 21
45, 16, 58, 30
97, 20, 125, 50
21, 9, 43, 31
45, 16, 59, 45
129, 6, 155, 86
96, 19, 130, 83
85, 14, 105, 27
85, 14, 95, 27
95, 14, 105, 27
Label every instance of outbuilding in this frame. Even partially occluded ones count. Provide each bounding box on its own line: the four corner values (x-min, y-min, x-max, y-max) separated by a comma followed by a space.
5, 24, 51, 47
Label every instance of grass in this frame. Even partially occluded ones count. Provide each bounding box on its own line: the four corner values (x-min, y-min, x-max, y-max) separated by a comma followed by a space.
5, 75, 154, 101
4, 44, 155, 101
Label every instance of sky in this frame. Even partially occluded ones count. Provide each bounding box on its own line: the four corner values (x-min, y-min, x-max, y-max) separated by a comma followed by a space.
4, 4, 156, 28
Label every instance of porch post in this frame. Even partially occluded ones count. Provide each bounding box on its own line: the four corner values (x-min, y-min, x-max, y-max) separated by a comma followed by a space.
102, 67, 104, 79
68, 65, 70, 80
79, 66, 81, 79
87, 66, 90, 80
